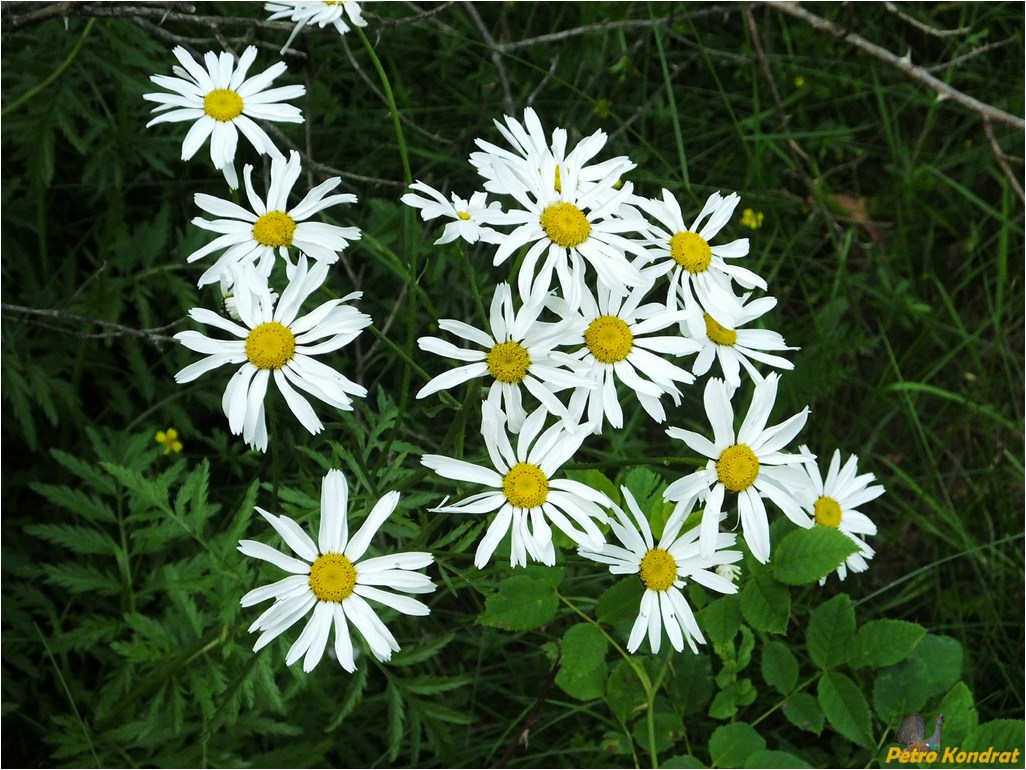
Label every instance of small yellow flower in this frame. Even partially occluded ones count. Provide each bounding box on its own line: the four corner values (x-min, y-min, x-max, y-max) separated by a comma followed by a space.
155, 428, 183, 454
794, 75, 806, 89
740, 208, 764, 230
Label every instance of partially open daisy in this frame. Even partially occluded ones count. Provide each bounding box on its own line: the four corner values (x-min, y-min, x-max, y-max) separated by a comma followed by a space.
144, 46, 304, 189
416, 282, 591, 433
579, 488, 741, 654
266, 1, 368, 55
796, 446, 883, 584
637, 189, 765, 313
186, 150, 361, 288
549, 281, 700, 433
400, 181, 504, 246
421, 403, 609, 568
239, 469, 435, 672
663, 374, 813, 563
173, 257, 370, 452
683, 292, 797, 389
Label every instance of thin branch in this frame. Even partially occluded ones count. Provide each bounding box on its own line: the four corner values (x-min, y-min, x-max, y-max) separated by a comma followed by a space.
463, 1, 514, 116
766, 1, 1025, 132
2, 303, 183, 346
883, 2, 971, 38
982, 118, 1026, 204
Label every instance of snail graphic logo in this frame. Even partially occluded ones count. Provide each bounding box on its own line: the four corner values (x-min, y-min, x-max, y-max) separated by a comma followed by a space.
896, 713, 944, 752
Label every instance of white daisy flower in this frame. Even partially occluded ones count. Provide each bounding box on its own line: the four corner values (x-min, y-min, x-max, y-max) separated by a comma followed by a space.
266, 0, 368, 55
173, 257, 371, 452
578, 488, 741, 654
663, 374, 814, 563
421, 402, 610, 568
795, 446, 883, 584
416, 282, 591, 433
186, 150, 361, 288
143, 46, 304, 189
548, 281, 701, 433
637, 189, 765, 313
400, 181, 504, 246
683, 292, 797, 389
239, 469, 435, 673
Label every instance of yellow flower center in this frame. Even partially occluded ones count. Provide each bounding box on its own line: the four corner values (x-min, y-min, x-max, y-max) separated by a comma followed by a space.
540, 202, 591, 248
703, 313, 737, 346
245, 322, 296, 370
457, 211, 471, 221
639, 548, 677, 592
716, 443, 760, 493
203, 88, 244, 122
669, 231, 712, 273
485, 341, 531, 383
308, 553, 357, 602
252, 211, 297, 248
584, 315, 633, 364
814, 496, 843, 528
502, 462, 549, 509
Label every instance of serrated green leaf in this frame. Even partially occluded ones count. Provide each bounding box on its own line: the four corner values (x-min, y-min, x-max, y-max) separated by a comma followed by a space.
744, 750, 813, 768
761, 640, 799, 695
386, 680, 405, 762
662, 756, 707, 769
909, 634, 963, 698
936, 682, 978, 747
807, 593, 855, 669
101, 462, 169, 512
479, 575, 557, 631
852, 619, 926, 669
325, 665, 368, 731
819, 670, 873, 747
740, 571, 790, 633
783, 692, 824, 734
872, 657, 930, 723
709, 722, 765, 767
23, 523, 117, 556
390, 633, 455, 667
555, 623, 608, 701
664, 649, 713, 717
771, 527, 858, 585
45, 562, 121, 596
632, 708, 684, 754
698, 594, 741, 646
29, 483, 116, 524
596, 577, 644, 624
605, 658, 651, 722
960, 720, 1025, 767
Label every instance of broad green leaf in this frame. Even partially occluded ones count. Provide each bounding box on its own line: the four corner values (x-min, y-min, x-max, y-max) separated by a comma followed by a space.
959, 720, 1026, 767
909, 634, 963, 697
555, 623, 608, 701
708, 678, 756, 720
662, 756, 707, 769
664, 650, 714, 716
761, 640, 799, 695
807, 593, 855, 670
479, 575, 557, 631
605, 658, 651, 722
872, 657, 930, 723
744, 750, 813, 768
698, 594, 741, 646
851, 619, 926, 669
709, 722, 765, 767
819, 671, 873, 747
936, 681, 978, 746
771, 527, 859, 585
632, 707, 684, 754
783, 692, 824, 734
740, 571, 790, 633
596, 577, 644, 625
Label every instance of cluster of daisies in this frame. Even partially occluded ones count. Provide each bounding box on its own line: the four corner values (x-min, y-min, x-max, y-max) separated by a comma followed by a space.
144, 3, 438, 674
407, 108, 886, 654
143, 2, 884, 670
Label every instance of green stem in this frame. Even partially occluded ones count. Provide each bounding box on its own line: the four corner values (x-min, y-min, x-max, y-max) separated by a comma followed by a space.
3, 18, 97, 117
354, 26, 412, 188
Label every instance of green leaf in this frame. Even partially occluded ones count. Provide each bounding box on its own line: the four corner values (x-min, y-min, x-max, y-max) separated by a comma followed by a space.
708, 678, 756, 720
662, 756, 707, 769
596, 577, 644, 625
872, 657, 930, 723
761, 640, 799, 695
936, 682, 978, 747
818, 671, 874, 748
709, 722, 765, 767
909, 634, 963, 697
851, 619, 926, 669
386, 680, 405, 762
698, 594, 741, 646
744, 750, 813, 768
960, 720, 1026, 767
807, 593, 855, 669
740, 571, 791, 633
29, 482, 116, 524
605, 658, 652, 722
783, 692, 824, 734
479, 574, 558, 631
664, 650, 714, 716
771, 527, 859, 585
23, 523, 118, 556
632, 707, 684, 754
554, 623, 608, 701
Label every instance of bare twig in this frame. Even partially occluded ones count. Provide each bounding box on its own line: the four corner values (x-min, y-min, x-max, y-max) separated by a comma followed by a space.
463, 1, 514, 116
2, 303, 184, 346
766, 1, 1025, 132
922, 37, 1014, 73
883, 2, 971, 38
982, 118, 1026, 204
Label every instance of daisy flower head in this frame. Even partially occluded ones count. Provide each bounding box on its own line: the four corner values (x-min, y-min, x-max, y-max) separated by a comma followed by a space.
796, 446, 883, 584
400, 181, 504, 246
421, 402, 610, 569
578, 488, 741, 654
548, 280, 701, 434
683, 292, 797, 389
143, 46, 304, 189
637, 189, 766, 313
266, 1, 368, 54
187, 150, 361, 288
663, 374, 814, 564
173, 256, 371, 452
416, 282, 592, 433
239, 469, 435, 672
